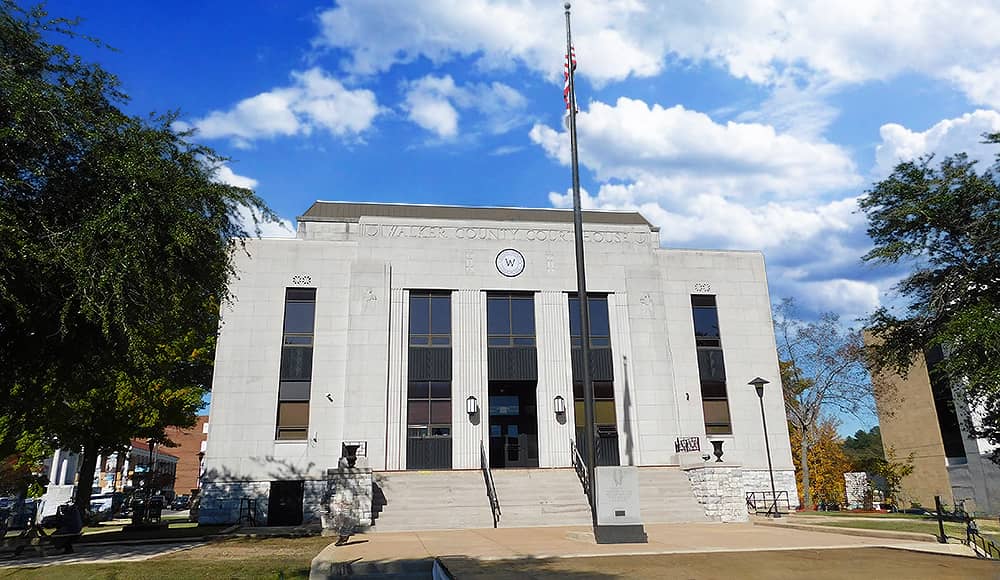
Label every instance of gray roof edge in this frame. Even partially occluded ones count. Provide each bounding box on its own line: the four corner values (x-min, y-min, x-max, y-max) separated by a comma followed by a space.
299, 200, 655, 228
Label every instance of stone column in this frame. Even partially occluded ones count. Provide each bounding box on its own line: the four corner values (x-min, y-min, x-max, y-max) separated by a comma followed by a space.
535, 291, 574, 467
452, 290, 487, 469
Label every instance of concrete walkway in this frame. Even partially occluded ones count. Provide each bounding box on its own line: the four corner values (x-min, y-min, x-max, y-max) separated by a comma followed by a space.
309, 522, 978, 578
0, 540, 203, 569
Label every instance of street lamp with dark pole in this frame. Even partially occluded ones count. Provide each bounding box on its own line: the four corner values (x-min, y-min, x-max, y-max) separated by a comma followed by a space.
749, 377, 780, 518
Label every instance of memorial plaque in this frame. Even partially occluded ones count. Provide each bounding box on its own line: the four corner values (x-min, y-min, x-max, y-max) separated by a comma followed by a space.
595, 466, 642, 526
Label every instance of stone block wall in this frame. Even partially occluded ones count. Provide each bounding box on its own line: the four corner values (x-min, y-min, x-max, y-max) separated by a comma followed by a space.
742, 469, 799, 509
199, 481, 271, 525
683, 464, 749, 522
319, 462, 374, 533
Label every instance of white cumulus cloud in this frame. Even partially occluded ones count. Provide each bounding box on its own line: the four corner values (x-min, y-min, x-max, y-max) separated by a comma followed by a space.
874, 110, 1000, 176
187, 68, 381, 146
402, 75, 528, 139
211, 164, 295, 238
315, 0, 1000, 108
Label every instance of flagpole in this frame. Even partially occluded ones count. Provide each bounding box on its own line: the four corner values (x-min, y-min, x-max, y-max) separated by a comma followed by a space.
564, 2, 598, 530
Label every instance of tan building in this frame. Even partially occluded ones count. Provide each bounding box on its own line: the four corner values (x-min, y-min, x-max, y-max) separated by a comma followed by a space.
872, 340, 1000, 514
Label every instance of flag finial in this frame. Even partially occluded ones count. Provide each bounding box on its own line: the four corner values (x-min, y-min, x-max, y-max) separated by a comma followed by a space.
565, 3, 571, 10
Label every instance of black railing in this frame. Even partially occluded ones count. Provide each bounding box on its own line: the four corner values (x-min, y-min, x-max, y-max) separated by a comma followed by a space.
746, 490, 790, 516
570, 439, 591, 502
968, 524, 1000, 559
481, 440, 501, 528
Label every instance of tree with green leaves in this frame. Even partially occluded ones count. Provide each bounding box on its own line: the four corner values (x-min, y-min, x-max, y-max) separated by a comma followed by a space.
774, 299, 874, 509
842, 426, 884, 473
1, 2, 274, 512
860, 133, 1000, 465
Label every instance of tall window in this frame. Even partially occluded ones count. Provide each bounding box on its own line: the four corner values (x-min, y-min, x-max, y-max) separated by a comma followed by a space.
692, 295, 731, 435
569, 295, 616, 428
487, 293, 535, 346
407, 292, 452, 469
409, 292, 451, 346
568, 295, 611, 347
276, 288, 315, 440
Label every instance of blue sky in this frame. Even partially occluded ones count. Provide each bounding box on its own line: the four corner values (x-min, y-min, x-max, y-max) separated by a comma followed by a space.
46, 1, 1000, 432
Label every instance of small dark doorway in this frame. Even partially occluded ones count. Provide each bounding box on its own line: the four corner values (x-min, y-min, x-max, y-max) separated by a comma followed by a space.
267, 480, 304, 526
488, 383, 539, 468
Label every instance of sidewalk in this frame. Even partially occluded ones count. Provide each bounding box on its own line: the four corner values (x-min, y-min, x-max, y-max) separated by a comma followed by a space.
310, 521, 978, 578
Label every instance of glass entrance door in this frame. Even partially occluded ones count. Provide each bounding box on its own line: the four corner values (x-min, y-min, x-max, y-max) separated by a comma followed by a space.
488, 384, 538, 468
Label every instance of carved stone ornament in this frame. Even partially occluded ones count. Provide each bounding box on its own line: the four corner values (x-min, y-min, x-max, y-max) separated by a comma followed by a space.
291, 274, 312, 285
693, 281, 712, 293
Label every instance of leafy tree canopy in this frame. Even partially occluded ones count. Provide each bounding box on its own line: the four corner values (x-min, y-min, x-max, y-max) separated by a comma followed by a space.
860, 133, 1000, 463
842, 426, 883, 472
0, 1, 275, 505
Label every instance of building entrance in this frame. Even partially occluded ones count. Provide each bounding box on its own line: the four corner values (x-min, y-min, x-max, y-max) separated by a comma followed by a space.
488, 383, 539, 468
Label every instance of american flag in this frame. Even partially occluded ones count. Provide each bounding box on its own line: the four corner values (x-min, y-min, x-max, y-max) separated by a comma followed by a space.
563, 46, 577, 111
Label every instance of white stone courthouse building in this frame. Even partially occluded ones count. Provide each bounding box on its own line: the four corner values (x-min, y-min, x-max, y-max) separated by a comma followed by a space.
200, 201, 797, 528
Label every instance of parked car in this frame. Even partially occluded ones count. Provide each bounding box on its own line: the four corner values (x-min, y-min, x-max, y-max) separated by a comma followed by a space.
171, 495, 191, 510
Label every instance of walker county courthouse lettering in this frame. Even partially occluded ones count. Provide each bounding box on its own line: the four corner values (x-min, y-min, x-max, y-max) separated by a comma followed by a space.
200, 201, 797, 528
362, 223, 653, 246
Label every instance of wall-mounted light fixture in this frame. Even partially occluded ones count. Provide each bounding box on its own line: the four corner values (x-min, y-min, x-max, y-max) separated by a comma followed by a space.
553, 395, 567, 415
466, 395, 479, 416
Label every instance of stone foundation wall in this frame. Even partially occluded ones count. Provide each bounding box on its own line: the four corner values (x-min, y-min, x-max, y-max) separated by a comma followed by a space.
199, 481, 271, 525
742, 469, 799, 509
683, 464, 749, 522
320, 462, 374, 533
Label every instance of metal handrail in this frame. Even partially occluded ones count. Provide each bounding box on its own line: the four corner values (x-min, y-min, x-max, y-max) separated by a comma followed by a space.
480, 440, 501, 528
746, 490, 790, 516
968, 525, 1000, 559
570, 439, 591, 502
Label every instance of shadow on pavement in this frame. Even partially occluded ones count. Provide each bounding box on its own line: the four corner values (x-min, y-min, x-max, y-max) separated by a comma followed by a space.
437, 556, 619, 579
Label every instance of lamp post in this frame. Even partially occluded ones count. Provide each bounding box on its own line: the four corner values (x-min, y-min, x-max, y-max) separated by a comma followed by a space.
749, 377, 780, 518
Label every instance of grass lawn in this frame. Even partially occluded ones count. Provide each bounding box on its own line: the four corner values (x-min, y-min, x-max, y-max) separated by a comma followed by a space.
441, 547, 997, 579
2, 536, 332, 580
792, 510, 931, 519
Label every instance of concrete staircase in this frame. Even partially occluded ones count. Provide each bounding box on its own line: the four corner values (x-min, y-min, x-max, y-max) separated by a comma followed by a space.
638, 467, 710, 523
490, 468, 593, 528
369, 466, 708, 532
370, 470, 493, 531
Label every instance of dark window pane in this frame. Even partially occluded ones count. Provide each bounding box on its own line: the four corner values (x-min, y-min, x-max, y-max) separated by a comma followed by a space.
489, 396, 519, 416
574, 401, 585, 427
487, 297, 510, 335
284, 335, 313, 345
696, 337, 721, 348
409, 296, 430, 335
430, 296, 451, 334
697, 348, 727, 382
573, 382, 583, 399
510, 297, 535, 335
591, 337, 610, 347
278, 381, 311, 401
430, 400, 451, 423
430, 382, 450, 399
701, 381, 728, 398
431, 336, 450, 345
430, 426, 451, 437
407, 400, 429, 424
594, 382, 615, 399
692, 307, 720, 339
277, 402, 309, 428
286, 288, 316, 301
488, 336, 508, 346
512, 337, 535, 346
280, 346, 313, 381
568, 297, 581, 336
284, 302, 316, 334
408, 426, 428, 438
589, 298, 610, 337
409, 335, 429, 346
407, 381, 429, 398
691, 294, 716, 307
706, 424, 732, 435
